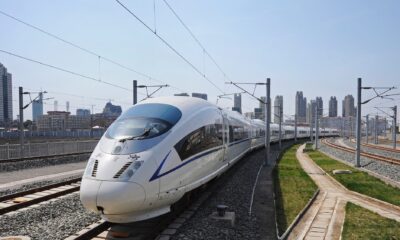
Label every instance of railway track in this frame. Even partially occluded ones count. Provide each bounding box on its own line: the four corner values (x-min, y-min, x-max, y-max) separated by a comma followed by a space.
66, 188, 212, 240
322, 139, 400, 165
0, 177, 81, 215
349, 138, 400, 153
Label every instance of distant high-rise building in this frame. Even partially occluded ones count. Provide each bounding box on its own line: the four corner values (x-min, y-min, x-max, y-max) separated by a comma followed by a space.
54, 100, 58, 111
307, 100, 317, 124
76, 109, 91, 116
254, 107, 263, 120
259, 96, 271, 121
174, 93, 189, 97
66, 101, 70, 112
342, 95, 355, 117
316, 97, 323, 118
295, 91, 307, 123
274, 95, 283, 123
233, 93, 242, 113
103, 102, 122, 117
0, 63, 13, 124
32, 92, 44, 122
328, 96, 338, 117
191, 93, 207, 100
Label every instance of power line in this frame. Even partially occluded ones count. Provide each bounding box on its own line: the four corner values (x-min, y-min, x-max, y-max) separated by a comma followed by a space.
161, 0, 231, 82
115, 0, 225, 94
0, 9, 185, 93
0, 49, 132, 92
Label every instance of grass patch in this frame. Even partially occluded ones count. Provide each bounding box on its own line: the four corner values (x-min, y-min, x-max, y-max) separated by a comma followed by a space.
274, 144, 318, 235
307, 150, 400, 207
342, 202, 400, 239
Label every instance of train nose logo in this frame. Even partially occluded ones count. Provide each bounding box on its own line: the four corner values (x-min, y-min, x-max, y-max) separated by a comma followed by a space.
129, 154, 140, 161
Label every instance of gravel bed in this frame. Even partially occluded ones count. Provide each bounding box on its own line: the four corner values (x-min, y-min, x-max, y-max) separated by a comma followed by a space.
320, 140, 400, 182
0, 153, 90, 173
172, 143, 288, 240
0, 193, 100, 240
342, 139, 400, 160
0, 174, 82, 197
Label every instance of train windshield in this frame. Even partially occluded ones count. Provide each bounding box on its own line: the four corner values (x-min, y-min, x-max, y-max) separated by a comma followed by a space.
106, 103, 182, 141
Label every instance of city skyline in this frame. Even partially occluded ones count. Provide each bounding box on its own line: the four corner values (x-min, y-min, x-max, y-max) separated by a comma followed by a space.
0, 1, 399, 122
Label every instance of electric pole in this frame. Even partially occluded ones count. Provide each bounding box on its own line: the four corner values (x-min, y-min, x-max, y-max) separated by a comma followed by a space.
392, 106, 397, 149
19, 87, 24, 157
355, 78, 362, 167
294, 113, 297, 142
314, 105, 319, 149
365, 114, 369, 144
265, 78, 271, 166
374, 115, 378, 144
133, 80, 138, 105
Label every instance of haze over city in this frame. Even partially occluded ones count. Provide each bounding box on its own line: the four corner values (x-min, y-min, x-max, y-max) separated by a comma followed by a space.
1, 0, 399, 121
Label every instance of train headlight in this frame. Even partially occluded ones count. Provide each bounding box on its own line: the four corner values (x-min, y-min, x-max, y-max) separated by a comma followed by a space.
119, 159, 144, 180
84, 158, 95, 177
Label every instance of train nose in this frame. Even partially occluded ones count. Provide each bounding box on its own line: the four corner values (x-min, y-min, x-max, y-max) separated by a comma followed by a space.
80, 178, 146, 215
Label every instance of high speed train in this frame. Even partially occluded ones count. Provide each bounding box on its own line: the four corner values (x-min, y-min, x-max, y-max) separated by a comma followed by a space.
80, 96, 337, 223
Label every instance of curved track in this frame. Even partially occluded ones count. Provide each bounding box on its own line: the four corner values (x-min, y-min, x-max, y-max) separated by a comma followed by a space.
0, 177, 81, 215
349, 139, 400, 154
322, 139, 400, 165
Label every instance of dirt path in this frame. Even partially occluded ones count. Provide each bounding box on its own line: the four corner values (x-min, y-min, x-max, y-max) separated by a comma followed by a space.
289, 144, 400, 240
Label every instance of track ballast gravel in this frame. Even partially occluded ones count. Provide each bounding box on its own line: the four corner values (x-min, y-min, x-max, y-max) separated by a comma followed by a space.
0, 193, 100, 240
320, 139, 400, 182
172, 143, 289, 240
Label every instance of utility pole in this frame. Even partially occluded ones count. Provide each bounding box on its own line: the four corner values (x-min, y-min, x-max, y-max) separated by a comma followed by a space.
314, 105, 319, 149
366, 114, 369, 144
19, 87, 24, 157
393, 106, 397, 149
310, 115, 313, 142
294, 113, 297, 142
355, 78, 362, 167
278, 105, 282, 149
265, 78, 271, 166
374, 115, 378, 144
133, 80, 138, 105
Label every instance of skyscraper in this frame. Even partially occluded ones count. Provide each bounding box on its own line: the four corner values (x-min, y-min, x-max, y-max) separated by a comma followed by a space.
259, 96, 271, 121
342, 95, 355, 117
316, 97, 323, 118
233, 93, 242, 113
0, 63, 13, 124
295, 91, 307, 123
328, 96, 338, 117
274, 95, 283, 123
307, 100, 317, 124
32, 92, 44, 122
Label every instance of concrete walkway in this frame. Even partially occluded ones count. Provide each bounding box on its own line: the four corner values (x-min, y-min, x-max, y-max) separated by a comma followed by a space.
289, 144, 400, 240
0, 162, 85, 188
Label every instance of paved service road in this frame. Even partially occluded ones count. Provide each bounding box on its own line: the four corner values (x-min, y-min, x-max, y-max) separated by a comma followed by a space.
289, 144, 400, 240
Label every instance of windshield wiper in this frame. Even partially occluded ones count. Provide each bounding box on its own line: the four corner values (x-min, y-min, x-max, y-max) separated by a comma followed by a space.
119, 127, 153, 143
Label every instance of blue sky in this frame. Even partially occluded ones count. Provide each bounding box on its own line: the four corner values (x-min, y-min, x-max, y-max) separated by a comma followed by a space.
1, 0, 399, 120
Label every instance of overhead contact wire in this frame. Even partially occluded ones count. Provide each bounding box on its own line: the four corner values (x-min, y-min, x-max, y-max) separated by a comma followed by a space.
115, 0, 225, 94
0, 9, 184, 93
0, 49, 134, 92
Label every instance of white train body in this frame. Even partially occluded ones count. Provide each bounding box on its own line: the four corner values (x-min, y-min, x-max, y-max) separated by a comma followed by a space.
80, 97, 337, 223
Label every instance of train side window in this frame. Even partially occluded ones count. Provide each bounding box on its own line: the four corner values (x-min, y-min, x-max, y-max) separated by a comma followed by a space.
174, 124, 223, 161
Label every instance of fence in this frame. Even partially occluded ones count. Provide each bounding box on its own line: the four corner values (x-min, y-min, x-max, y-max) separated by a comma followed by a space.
0, 140, 98, 160
0, 129, 105, 139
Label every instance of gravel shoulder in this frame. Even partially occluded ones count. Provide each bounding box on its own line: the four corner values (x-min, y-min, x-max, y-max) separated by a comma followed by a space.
0, 161, 86, 185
